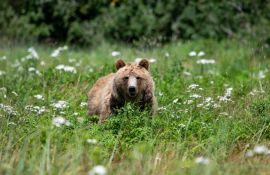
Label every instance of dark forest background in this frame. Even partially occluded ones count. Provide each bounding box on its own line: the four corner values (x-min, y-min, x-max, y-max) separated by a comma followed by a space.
1, 0, 269, 46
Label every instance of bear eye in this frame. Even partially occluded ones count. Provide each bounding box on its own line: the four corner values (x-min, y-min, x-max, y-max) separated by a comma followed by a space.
123, 76, 129, 80
136, 77, 141, 80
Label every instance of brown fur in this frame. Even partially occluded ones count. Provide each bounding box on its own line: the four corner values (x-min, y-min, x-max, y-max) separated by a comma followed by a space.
88, 59, 157, 123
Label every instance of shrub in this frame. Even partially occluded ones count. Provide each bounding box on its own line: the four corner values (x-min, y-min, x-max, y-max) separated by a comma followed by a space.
0, 0, 269, 46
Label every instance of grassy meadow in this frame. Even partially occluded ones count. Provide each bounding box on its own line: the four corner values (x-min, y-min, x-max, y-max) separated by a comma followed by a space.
0, 40, 270, 175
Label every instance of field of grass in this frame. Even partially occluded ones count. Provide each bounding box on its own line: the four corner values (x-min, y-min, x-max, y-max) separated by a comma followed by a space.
0, 39, 270, 175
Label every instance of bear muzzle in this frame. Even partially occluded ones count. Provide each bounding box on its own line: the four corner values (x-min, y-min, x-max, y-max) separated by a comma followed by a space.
128, 86, 137, 97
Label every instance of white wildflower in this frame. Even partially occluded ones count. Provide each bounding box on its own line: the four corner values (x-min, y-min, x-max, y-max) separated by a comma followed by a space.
28, 67, 41, 76
225, 87, 233, 97
134, 58, 142, 63
34, 94, 44, 100
178, 109, 188, 113
0, 103, 18, 116
165, 52, 170, 57
86, 139, 97, 144
218, 87, 233, 103
51, 46, 68, 58
157, 106, 167, 111
183, 71, 191, 76
190, 94, 201, 98
257, 71, 266, 79
51, 50, 60, 57
205, 97, 213, 103
56, 64, 77, 74
188, 84, 199, 90
254, 145, 268, 154
245, 150, 254, 157
28, 67, 36, 72
52, 116, 70, 127
198, 51, 205, 57
89, 68, 94, 73
213, 103, 221, 108
158, 92, 163, 96
246, 145, 270, 157
51, 100, 68, 110
249, 89, 265, 96
197, 103, 204, 107
40, 61, 46, 66
0, 56, 7, 61
184, 99, 193, 105
178, 124, 186, 128
80, 102, 88, 108
173, 98, 179, 103
11, 60, 21, 68
65, 120, 71, 126
219, 112, 229, 116
0, 70, 6, 76
27, 47, 39, 59
11, 91, 18, 97
73, 112, 79, 116
111, 51, 121, 57
196, 59, 215, 64
149, 58, 156, 63
62, 45, 68, 50
189, 51, 197, 57
195, 156, 209, 165
88, 165, 107, 175
25, 105, 46, 114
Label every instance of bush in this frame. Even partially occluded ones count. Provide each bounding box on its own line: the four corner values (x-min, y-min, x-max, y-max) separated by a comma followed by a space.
0, 0, 269, 46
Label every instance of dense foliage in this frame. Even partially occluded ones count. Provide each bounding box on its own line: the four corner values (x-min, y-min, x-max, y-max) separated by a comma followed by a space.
1, 0, 269, 45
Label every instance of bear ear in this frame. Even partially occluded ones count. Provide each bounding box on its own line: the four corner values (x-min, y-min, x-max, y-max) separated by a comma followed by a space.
116, 59, 126, 70
138, 59, 149, 70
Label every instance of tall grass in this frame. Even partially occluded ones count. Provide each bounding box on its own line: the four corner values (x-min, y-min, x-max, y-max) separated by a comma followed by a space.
0, 39, 270, 175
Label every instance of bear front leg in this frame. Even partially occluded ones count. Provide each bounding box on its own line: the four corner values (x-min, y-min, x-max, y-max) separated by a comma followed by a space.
142, 89, 157, 116
151, 96, 158, 115
99, 106, 111, 123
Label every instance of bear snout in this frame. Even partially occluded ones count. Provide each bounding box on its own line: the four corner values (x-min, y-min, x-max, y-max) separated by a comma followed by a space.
128, 86, 137, 97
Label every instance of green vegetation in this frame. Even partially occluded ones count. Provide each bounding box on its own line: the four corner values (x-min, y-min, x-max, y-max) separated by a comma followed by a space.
0, 39, 270, 174
1, 0, 269, 45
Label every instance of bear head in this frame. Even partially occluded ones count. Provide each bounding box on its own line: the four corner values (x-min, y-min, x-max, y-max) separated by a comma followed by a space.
113, 59, 152, 100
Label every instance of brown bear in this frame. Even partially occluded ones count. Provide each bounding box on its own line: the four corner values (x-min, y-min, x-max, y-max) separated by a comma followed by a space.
88, 59, 157, 123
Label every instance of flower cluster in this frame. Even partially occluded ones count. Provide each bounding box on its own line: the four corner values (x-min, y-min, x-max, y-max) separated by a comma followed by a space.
25, 105, 46, 115
0, 70, 6, 76
218, 87, 233, 103
111, 51, 121, 57
51, 46, 68, 57
26, 47, 39, 60
28, 67, 42, 76
195, 156, 210, 165
52, 116, 71, 127
51, 100, 69, 110
189, 51, 205, 57
34, 94, 44, 100
56, 64, 77, 74
88, 165, 107, 175
245, 145, 270, 157
196, 59, 216, 64
0, 103, 18, 116
86, 139, 97, 144
80, 102, 88, 107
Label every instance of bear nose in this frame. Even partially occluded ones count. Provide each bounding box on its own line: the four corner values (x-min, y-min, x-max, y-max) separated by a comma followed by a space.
128, 86, 136, 93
